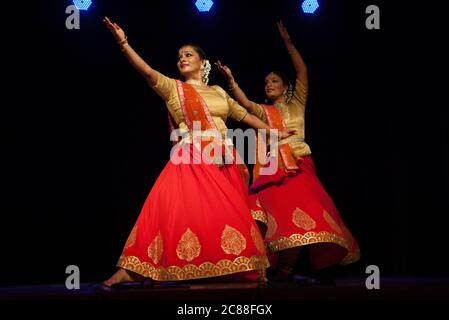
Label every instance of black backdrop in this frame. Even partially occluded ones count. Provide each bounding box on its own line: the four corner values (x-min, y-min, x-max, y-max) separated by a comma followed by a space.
1, 0, 448, 286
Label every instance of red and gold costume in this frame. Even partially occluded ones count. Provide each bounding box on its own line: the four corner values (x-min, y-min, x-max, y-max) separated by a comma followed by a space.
250, 79, 360, 269
117, 73, 269, 281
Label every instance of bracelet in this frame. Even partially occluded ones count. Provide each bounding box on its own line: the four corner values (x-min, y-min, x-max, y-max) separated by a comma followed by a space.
117, 36, 128, 45
120, 43, 129, 52
229, 82, 239, 91
287, 45, 296, 55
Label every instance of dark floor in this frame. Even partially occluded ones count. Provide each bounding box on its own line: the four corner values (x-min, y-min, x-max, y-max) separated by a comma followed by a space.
1, 277, 448, 301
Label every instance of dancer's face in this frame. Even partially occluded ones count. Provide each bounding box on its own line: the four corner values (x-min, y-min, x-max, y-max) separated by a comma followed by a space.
265, 72, 288, 102
177, 46, 204, 78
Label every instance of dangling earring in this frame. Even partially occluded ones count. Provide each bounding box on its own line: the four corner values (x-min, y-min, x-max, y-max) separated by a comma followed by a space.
284, 83, 294, 104
201, 60, 211, 85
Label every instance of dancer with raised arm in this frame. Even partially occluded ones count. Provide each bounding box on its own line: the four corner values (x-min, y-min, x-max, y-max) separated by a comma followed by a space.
216, 21, 360, 282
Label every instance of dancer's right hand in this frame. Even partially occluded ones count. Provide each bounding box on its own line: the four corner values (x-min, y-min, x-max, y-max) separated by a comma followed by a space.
277, 20, 292, 46
103, 16, 127, 43
215, 60, 234, 82
279, 129, 297, 140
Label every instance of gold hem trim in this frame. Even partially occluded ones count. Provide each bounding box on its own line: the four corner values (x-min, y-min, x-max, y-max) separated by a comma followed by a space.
117, 255, 270, 281
267, 231, 360, 264
341, 246, 361, 265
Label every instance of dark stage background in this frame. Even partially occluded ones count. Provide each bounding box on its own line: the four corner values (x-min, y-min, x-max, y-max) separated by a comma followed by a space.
1, 0, 448, 286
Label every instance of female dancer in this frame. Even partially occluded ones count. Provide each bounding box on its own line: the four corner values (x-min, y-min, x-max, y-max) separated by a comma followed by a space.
216, 21, 360, 281
102, 17, 292, 286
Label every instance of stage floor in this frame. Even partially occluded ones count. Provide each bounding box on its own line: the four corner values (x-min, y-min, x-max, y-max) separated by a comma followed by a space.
1, 277, 448, 301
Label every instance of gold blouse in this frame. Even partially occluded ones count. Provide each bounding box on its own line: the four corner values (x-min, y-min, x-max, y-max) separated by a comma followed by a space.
252, 79, 312, 158
151, 72, 248, 138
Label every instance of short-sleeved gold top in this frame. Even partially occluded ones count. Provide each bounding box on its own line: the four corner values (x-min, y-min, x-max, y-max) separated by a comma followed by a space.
251, 79, 312, 157
151, 72, 248, 138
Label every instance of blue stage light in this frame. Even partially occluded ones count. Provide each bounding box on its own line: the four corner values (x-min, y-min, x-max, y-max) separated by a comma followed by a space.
195, 0, 214, 12
301, 0, 319, 14
73, 0, 92, 11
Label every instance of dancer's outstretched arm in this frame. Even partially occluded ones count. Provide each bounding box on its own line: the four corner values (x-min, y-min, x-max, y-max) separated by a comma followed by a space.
104, 16, 159, 86
277, 20, 308, 84
215, 60, 259, 114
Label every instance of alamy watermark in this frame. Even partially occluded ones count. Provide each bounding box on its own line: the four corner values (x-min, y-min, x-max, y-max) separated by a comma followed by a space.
65, 5, 80, 30
169, 122, 281, 176
365, 265, 380, 289
65, 265, 80, 290
365, 5, 380, 30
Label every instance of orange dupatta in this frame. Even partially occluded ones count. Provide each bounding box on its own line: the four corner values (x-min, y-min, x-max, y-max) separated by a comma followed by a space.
169, 81, 250, 185
253, 104, 299, 181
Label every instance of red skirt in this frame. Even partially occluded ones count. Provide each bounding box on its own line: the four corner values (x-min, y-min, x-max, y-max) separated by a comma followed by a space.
117, 144, 269, 281
249, 156, 360, 270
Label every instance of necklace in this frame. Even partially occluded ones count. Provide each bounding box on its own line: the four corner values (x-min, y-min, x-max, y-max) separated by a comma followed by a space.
186, 79, 204, 86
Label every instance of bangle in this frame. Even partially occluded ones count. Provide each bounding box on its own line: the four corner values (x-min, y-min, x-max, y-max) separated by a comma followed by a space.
287, 45, 296, 54
117, 36, 128, 45
229, 82, 239, 91
120, 43, 129, 52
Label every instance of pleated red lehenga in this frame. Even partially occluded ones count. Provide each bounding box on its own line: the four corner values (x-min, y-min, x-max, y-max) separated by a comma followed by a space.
116, 81, 269, 281
250, 156, 360, 269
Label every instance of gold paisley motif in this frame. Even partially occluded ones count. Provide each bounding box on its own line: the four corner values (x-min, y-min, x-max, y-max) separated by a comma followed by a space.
323, 209, 343, 234
251, 225, 265, 253
292, 207, 316, 230
266, 212, 278, 239
117, 254, 270, 281
221, 225, 247, 255
147, 231, 163, 264
176, 228, 201, 262
124, 225, 137, 249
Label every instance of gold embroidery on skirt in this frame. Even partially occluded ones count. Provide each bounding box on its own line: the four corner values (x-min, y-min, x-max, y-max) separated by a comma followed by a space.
292, 207, 316, 230
251, 209, 268, 225
251, 198, 268, 224
147, 231, 163, 264
323, 209, 343, 234
267, 231, 348, 253
176, 228, 201, 262
251, 225, 265, 253
266, 212, 278, 239
124, 225, 137, 249
340, 224, 361, 265
341, 224, 353, 248
117, 254, 270, 281
221, 225, 247, 255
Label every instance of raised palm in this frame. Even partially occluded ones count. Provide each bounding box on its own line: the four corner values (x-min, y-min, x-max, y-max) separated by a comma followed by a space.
277, 20, 292, 44
214, 60, 234, 81
103, 16, 126, 43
